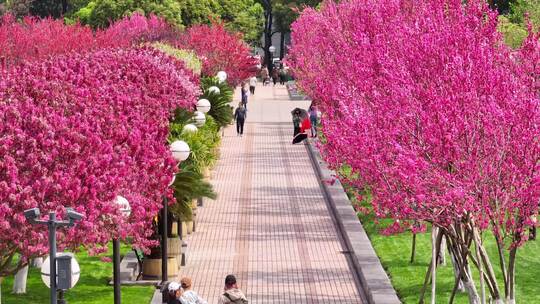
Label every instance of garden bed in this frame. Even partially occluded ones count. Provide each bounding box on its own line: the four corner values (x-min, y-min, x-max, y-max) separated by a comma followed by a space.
1, 244, 154, 304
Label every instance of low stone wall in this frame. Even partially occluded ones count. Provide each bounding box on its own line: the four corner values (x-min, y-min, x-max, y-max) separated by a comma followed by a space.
306, 140, 402, 304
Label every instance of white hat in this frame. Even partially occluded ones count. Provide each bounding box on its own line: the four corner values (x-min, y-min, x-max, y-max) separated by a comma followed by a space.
168, 282, 181, 292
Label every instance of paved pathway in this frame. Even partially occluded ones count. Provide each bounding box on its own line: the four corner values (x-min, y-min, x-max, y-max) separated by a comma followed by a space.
171, 84, 366, 303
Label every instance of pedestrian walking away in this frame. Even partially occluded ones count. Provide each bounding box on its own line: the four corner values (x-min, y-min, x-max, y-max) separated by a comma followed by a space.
271, 68, 279, 86
241, 82, 249, 109
180, 277, 207, 304
249, 76, 257, 95
217, 274, 248, 304
234, 102, 247, 136
279, 67, 286, 85
261, 66, 270, 86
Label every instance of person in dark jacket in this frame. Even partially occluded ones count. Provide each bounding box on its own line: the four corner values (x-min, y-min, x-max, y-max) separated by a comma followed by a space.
234, 102, 247, 136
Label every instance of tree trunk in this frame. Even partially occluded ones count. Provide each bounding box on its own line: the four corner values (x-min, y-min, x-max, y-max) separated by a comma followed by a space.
507, 246, 517, 304
431, 227, 437, 304
419, 227, 443, 304
32, 257, 43, 268
279, 32, 286, 60
438, 236, 446, 266
495, 236, 508, 298
12, 265, 28, 294
263, 8, 274, 75
475, 230, 503, 302
410, 233, 417, 264
449, 245, 465, 293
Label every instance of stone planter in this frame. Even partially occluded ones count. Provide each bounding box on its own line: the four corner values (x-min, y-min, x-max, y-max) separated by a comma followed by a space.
142, 257, 178, 279
171, 222, 178, 237
167, 237, 182, 256
187, 221, 194, 234
181, 221, 188, 238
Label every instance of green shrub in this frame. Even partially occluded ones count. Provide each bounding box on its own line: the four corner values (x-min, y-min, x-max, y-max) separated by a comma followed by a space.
200, 77, 234, 128
152, 42, 202, 74
498, 16, 529, 48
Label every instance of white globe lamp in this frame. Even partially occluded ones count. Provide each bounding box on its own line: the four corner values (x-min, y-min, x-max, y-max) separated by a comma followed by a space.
193, 111, 206, 127
196, 99, 211, 113
216, 71, 227, 83
170, 140, 190, 162
269, 45, 276, 53
208, 86, 220, 95
182, 124, 198, 134
115, 195, 131, 217
41, 253, 80, 289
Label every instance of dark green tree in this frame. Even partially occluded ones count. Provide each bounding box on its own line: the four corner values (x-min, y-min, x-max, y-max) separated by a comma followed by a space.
71, 0, 185, 28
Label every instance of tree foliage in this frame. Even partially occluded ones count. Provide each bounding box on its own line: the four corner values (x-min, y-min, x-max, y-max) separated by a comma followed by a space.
289, 0, 540, 302
0, 47, 198, 276
176, 22, 258, 87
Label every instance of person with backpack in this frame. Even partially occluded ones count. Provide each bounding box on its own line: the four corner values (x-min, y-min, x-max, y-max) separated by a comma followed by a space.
234, 102, 247, 136
217, 275, 248, 304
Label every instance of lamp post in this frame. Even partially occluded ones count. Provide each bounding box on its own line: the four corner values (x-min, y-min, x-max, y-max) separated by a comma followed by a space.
24, 208, 84, 304
193, 111, 206, 127
216, 71, 227, 83
113, 195, 131, 304
196, 99, 211, 114
269, 45, 276, 73
162, 141, 190, 289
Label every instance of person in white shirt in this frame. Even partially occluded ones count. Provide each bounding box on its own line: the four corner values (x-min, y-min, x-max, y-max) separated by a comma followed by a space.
249, 76, 257, 95
180, 277, 207, 304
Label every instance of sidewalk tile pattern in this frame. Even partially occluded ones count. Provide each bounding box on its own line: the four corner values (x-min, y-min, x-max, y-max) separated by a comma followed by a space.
176, 85, 365, 304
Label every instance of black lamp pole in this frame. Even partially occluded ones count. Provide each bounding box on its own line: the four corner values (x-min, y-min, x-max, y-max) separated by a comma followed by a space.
113, 238, 121, 304
161, 197, 168, 285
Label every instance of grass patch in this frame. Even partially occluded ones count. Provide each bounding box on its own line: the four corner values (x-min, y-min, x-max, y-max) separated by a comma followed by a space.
358, 210, 540, 303
1, 244, 154, 304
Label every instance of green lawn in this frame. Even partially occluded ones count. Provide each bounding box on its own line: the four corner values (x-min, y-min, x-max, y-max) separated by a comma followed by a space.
1, 244, 155, 304
358, 211, 540, 304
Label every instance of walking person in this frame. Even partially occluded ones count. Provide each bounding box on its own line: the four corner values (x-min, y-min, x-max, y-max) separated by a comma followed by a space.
234, 102, 247, 137
249, 76, 257, 95
241, 82, 248, 109
261, 66, 269, 86
308, 104, 318, 137
217, 275, 248, 304
271, 68, 279, 86
180, 277, 207, 304
279, 67, 286, 85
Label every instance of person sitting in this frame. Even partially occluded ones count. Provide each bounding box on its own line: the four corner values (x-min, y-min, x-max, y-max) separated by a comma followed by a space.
167, 282, 185, 304
217, 274, 248, 304
180, 277, 207, 304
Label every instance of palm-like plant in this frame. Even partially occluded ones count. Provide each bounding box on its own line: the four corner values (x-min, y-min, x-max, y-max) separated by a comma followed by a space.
170, 165, 216, 221
201, 77, 234, 128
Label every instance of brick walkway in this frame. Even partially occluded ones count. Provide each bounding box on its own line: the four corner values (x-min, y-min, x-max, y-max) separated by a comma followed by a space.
174, 84, 366, 303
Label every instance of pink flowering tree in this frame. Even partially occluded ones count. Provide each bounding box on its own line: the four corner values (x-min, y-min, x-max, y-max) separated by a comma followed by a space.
289, 0, 540, 303
0, 47, 198, 276
0, 14, 97, 66
0, 13, 177, 70
176, 22, 258, 87
99, 12, 179, 48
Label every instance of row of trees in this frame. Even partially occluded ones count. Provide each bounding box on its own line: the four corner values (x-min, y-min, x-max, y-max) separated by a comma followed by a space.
0, 0, 265, 44
289, 0, 539, 303
0, 11, 255, 282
